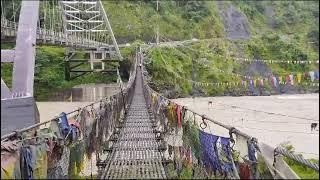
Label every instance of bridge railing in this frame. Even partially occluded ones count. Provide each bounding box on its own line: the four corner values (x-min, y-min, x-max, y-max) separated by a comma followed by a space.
1, 59, 137, 141
1, 18, 110, 49
139, 50, 317, 179
140, 52, 253, 178
0, 54, 137, 179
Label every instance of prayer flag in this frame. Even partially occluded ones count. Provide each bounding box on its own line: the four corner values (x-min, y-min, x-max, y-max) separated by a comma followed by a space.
289, 74, 294, 85
260, 79, 264, 86
286, 75, 291, 85
309, 71, 315, 82
273, 76, 277, 87
314, 70, 319, 80
278, 76, 282, 84
297, 73, 302, 83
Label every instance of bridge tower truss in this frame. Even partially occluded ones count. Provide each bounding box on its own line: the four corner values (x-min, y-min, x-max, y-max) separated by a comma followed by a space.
59, 0, 122, 80
0, 0, 123, 135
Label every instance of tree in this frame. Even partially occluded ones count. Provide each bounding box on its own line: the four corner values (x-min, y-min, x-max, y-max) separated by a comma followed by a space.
182, 1, 211, 22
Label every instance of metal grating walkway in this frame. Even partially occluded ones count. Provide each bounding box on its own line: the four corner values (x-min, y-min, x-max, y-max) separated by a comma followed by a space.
101, 70, 166, 179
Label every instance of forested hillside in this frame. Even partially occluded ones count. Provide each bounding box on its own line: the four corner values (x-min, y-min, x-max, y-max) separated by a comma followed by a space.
1, 1, 319, 99
105, 0, 318, 97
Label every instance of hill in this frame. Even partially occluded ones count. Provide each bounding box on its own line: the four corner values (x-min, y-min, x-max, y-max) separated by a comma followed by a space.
1, 1, 319, 99
107, 0, 318, 97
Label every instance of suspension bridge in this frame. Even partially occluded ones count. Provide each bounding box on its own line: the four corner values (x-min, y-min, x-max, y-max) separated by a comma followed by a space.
1, 0, 318, 179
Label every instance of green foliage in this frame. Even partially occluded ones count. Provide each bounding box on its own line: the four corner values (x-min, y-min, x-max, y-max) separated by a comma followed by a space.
68, 141, 85, 178
147, 32, 317, 97
137, 1, 318, 97
257, 154, 273, 178
1, 43, 15, 49
287, 159, 320, 179
103, 0, 223, 42
179, 167, 192, 179
1, 63, 13, 89
282, 143, 319, 179
1, 1, 319, 100
182, 1, 211, 22
1, 0, 21, 22
1, 44, 119, 101
182, 121, 200, 158
72, 174, 97, 179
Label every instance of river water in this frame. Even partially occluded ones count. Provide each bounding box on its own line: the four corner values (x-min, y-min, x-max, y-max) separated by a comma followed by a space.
173, 93, 319, 159
47, 83, 125, 102
37, 83, 125, 124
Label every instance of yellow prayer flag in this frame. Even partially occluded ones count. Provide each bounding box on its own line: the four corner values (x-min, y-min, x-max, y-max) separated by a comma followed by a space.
279, 76, 282, 84
297, 73, 302, 83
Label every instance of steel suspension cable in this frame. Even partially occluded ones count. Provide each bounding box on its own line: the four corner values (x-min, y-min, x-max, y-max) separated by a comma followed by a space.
49, 1, 53, 36
215, 102, 319, 122
44, 1, 47, 30
1, 0, 4, 19
12, 0, 16, 31
239, 126, 317, 135
231, 117, 317, 125
12, 0, 15, 22
274, 146, 319, 171
37, 8, 41, 36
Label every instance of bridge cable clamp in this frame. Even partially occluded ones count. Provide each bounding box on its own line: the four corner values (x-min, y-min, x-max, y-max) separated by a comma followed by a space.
12, 130, 23, 140
99, 100, 103, 109
228, 127, 237, 149
200, 115, 207, 130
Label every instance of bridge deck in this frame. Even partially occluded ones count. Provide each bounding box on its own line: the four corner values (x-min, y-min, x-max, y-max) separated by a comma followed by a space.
101, 69, 166, 179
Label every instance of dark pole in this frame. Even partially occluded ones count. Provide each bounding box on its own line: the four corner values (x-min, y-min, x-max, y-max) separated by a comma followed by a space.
65, 59, 70, 81
191, 56, 195, 98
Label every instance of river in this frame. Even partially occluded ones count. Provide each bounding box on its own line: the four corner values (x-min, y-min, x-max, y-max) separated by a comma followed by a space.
47, 83, 125, 102
173, 93, 319, 159
37, 83, 124, 123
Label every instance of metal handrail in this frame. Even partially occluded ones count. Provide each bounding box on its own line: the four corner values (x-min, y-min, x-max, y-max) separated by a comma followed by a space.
141, 66, 252, 140
1, 56, 138, 141
140, 49, 319, 173
274, 146, 319, 171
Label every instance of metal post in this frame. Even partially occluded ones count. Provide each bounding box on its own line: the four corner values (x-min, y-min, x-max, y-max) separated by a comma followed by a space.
12, 0, 40, 97
90, 51, 94, 70
65, 59, 70, 81
191, 57, 195, 98
156, 0, 159, 45
102, 50, 105, 70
